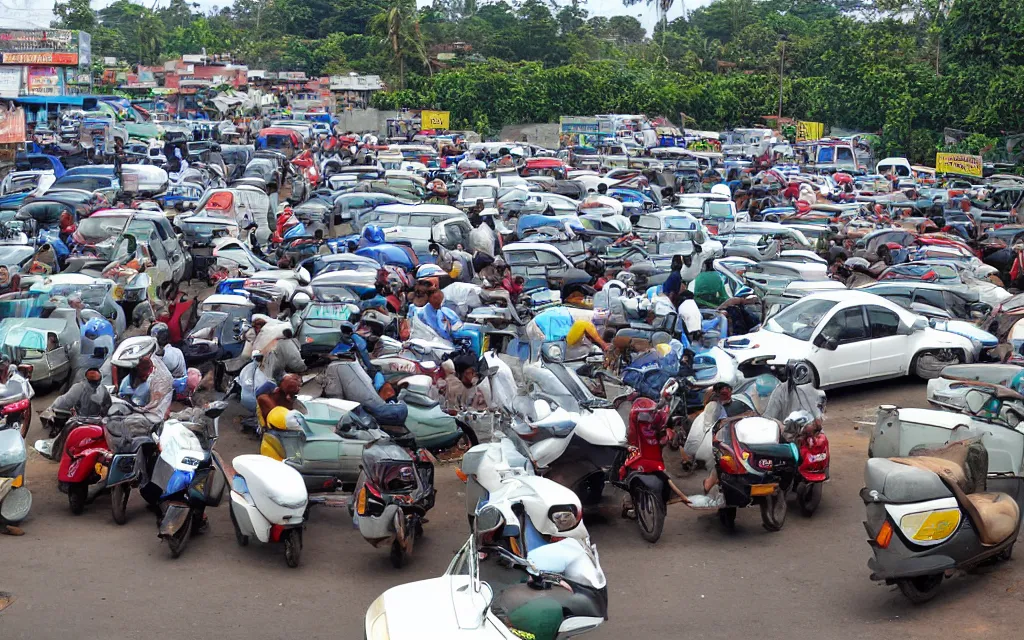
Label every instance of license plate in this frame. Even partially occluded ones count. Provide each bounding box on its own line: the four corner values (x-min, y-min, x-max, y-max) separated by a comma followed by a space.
750, 483, 777, 497
807, 453, 828, 463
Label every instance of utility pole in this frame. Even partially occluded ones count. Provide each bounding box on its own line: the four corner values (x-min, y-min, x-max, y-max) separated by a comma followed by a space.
777, 37, 786, 121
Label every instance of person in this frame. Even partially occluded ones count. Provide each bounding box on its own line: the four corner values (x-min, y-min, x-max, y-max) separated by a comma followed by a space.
256, 373, 302, 429
415, 286, 462, 342
335, 321, 373, 371
50, 366, 111, 427
662, 255, 684, 306
447, 352, 485, 409
501, 265, 525, 302
426, 179, 449, 205
119, 357, 154, 407
262, 327, 307, 383
677, 289, 702, 341
597, 182, 609, 196
207, 143, 226, 178
150, 322, 186, 379
691, 269, 729, 309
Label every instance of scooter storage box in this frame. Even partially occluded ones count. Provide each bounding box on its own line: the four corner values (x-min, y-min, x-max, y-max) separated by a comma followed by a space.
233, 455, 307, 521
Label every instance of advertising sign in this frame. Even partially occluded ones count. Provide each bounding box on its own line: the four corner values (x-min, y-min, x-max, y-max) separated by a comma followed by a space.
0, 67, 20, 98
77, 30, 91, 67
421, 110, 450, 130
935, 152, 983, 177
27, 66, 62, 96
0, 105, 26, 144
796, 121, 824, 142
0, 29, 77, 53
3, 51, 77, 65
559, 116, 614, 136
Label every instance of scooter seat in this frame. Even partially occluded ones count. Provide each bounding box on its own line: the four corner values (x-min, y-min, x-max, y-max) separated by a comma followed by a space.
743, 441, 799, 463
965, 493, 1020, 546
863, 458, 953, 503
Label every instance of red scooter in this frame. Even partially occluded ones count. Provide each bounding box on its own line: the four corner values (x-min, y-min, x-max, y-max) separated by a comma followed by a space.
58, 419, 111, 515
786, 412, 829, 516
615, 379, 690, 543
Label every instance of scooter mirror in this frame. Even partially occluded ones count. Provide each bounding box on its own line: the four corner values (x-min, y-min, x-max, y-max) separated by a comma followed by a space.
475, 504, 504, 536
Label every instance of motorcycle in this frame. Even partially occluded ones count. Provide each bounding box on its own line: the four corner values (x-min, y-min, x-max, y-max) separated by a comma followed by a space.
364, 505, 607, 640
0, 386, 32, 527
56, 414, 112, 515
352, 419, 436, 569
151, 402, 228, 558
224, 453, 308, 568
104, 405, 163, 525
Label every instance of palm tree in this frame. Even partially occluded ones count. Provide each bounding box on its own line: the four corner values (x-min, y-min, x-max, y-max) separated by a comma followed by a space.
369, 0, 431, 90
622, 0, 678, 47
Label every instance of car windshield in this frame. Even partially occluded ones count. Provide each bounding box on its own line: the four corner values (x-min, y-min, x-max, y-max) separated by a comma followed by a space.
311, 284, 358, 303
0, 245, 33, 267
77, 216, 129, 243
763, 298, 839, 341
304, 301, 356, 320
461, 185, 495, 200
52, 175, 113, 191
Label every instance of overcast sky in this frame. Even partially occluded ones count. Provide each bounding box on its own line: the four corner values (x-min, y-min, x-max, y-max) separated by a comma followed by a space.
0, 0, 700, 33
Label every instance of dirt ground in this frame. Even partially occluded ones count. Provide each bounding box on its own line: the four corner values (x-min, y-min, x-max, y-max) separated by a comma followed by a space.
2, 377, 1022, 639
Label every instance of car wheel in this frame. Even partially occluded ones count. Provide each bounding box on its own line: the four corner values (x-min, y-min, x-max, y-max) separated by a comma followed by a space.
912, 349, 963, 379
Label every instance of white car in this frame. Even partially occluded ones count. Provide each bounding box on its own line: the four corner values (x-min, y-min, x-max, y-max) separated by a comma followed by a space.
723, 290, 976, 389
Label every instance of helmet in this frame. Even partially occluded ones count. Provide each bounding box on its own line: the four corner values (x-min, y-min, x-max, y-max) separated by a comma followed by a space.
149, 322, 170, 347
629, 397, 658, 426
362, 224, 385, 245
784, 409, 815, 431
266, 406, 290, 431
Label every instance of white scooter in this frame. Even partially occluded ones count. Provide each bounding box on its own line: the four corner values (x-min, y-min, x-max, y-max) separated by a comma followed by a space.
460, 438, 590, 545
224, 453, 308, 567
365, 504, 607, 640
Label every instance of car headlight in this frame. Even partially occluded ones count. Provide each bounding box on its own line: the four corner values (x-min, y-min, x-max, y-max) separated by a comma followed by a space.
549, 504, 580, 532
365, 594, 390, 640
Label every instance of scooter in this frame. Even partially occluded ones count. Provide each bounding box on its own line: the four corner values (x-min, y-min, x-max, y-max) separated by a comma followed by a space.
0, 387, 32, 527
104, 404, 163, 525
224, 453, 308, 568
57, 414, 112, 515
352, 426, 436, 569
364, 506, 607, 640
458, 438, 590, 547
150, 402, 228, 558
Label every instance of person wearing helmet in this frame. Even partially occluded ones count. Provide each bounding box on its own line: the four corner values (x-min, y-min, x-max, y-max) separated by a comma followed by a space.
49, 366, 111, 436
358, 224, 386, 249
256, 373, 302, 430
119, 356, 154, 407
151, 322, 186, 379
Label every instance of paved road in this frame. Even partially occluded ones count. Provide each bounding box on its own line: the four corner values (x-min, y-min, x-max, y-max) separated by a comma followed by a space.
3, 378, 1022, 639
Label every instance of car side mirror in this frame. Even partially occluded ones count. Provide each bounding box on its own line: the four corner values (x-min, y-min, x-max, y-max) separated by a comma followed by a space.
911, 317, 928, 331
813, 333, 837, 350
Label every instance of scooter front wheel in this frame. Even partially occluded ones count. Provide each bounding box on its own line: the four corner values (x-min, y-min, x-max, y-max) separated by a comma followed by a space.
389, 540, 407, 569
283, 528, 302, 568
718, 507, 737, 531
68, 483, 88, 515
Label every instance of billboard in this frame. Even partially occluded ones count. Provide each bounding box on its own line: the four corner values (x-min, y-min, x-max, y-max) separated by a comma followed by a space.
796, 121, 824, 142
0, 29, 88, 66
0, 67, 20, 98
559, 116, 614, 136
421, 110, 450, 130
26, 67, 62, 96
936, 152, 983, 177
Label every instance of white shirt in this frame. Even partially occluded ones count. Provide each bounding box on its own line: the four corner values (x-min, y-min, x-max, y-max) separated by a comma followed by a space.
160, 345, 187, 379
678, 299, 702, 334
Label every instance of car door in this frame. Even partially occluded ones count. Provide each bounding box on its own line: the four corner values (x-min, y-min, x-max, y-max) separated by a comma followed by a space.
812, 306, 872, 386
866, 305, 909, 377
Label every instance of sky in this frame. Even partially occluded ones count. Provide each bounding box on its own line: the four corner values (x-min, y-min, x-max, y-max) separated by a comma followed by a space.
0, 0, 702, 33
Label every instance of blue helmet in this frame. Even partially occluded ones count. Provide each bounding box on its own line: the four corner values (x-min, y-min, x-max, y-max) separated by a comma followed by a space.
362, 224, 385, 245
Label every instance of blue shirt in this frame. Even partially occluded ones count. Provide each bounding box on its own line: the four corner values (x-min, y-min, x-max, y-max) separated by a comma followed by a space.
118, 376, 151, 407
415, 304, 462, 342
663, 269, 683, 299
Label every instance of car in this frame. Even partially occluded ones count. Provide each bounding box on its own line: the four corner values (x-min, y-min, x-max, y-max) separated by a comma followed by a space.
0, 171, 57, 210
722, 290, 977, 388
0, 316, 79, 388
456, 178, 500, 209
73, 210, 189, 284
0, 244, 35, 294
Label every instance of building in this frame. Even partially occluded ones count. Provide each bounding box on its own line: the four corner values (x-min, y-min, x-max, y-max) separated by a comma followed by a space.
0, 29, 92, 97
329, 74, 384, 110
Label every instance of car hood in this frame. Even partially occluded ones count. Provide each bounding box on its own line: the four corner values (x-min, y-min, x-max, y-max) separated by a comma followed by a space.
723, 330, 805, 364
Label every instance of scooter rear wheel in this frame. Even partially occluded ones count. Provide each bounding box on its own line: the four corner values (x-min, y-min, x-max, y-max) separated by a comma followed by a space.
798, 482, 823, 517
896, 574, 943, 604
68, 484, 88, 515
760, 490, 787, 532
283, 528, 302, 568
718, 507, 737, 530
111, 484, 130, 525
632, 486, 665, 543
390, 541, 407, 569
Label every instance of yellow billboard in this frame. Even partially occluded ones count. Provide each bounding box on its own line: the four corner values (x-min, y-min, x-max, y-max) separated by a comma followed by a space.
796, 121, 824, 142
935, 152, 982, 177
421, 110, 450, 130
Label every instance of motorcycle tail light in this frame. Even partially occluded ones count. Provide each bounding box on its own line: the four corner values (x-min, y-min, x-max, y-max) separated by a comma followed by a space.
718, 452, 746, 475
875, 520, 894, 549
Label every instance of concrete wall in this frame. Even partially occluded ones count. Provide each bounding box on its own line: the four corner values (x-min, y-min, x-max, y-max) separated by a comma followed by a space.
334, 108, 397, 134
498, 123, 560, 150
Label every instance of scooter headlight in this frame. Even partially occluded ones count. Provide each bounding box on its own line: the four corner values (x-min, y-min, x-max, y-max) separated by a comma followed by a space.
899, 508, 961, 543
549, 504, 580, 532
365, 594, 390, 640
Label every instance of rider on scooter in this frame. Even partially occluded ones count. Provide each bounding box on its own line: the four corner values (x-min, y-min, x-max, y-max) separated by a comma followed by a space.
150, 323, 186, 379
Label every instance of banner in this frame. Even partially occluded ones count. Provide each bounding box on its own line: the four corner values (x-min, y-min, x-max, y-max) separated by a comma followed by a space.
421, 109, 450, 130
796, 121, 824, 141
0, 68, 20, 98
936, 152, 983, 177
559, 116, 614, 136
4, 52, 77, 65
0, 106, 26, 144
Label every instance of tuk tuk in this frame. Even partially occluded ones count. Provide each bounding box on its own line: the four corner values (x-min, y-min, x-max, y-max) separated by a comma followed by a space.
256, 128, 303, 159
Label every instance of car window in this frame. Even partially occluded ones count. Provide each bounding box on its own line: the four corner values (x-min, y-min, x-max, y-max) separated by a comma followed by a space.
504, 251, 537, 266
819, 307, 868, 343
867, 306, 901, 338
535, 251, 562, 266
912, 289, 945, 310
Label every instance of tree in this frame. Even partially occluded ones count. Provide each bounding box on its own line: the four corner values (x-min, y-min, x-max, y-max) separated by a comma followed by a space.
51, 0, 96, 30
368, 0, 430, 89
